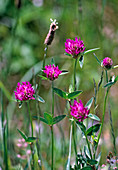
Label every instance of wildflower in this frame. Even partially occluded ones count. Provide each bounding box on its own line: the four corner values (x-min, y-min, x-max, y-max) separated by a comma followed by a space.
23, 142, 28, 147
70, 100, 90, 122
16, 143, 22, 148
14, 81, 35, 101
65, 37, 85, 59
17, 154, 21, 158
102, 57, 113, 70
43, 64, 62, 81
44, 18, 58, 45
101, 164, 106, 167
26, 150, 31, 155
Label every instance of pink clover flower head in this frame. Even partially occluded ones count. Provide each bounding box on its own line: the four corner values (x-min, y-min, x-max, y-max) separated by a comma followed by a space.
14, 81, 35, 101
65, 37, 85, 59
70, 100, 90, 122
102, 57, 113, 70
43, 64, 62, 81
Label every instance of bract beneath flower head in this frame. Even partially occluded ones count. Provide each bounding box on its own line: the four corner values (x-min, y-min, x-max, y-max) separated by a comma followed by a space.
43, 64, 62, 81
65, 37, 85, 59
70, 100, 89, 122
14, 81, 35, 101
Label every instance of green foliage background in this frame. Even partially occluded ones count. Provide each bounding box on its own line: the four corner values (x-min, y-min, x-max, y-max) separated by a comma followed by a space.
0, 0, 118, 169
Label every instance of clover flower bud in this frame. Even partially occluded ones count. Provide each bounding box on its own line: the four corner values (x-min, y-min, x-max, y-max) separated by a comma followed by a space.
102, 57, 113, 70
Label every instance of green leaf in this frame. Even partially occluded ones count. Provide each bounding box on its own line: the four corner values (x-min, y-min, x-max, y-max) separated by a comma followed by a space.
40, 117, 49, 125
95, 152, 101, 168
93, 53, 101, 65
19, 102, 22, 108
84, 146, 91, 159
88, 113, 100, 121
17, 129, 27, 141
104, 81, 115, 88
53, 115, 66, 125
34, 94, 45, 103
64, 53, 71, 56
86, 124, 101, 136
113, 65, 118, 69
85, 97, 93, 110
33, 115, 50, 125
26, 137, 37, 143
81, 166, 92, 170
38, 75, 48, 80
98, 70, 104, 91
69, 84, 73, 93
44, 112, 53, 126
87, 159, 98, 165
67, 90, 82, 99
79, 55, 84, 68
0, 81, 12, 101
51, 57, 55, 65
60, 70, 69, 76
84, 48, 100, 55
115, 75, 118, 82
53, 88, 67, 99
33, 115, 47, 123
76, 121, 86, 133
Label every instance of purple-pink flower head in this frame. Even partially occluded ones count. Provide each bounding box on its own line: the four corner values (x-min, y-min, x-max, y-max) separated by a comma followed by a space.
65, 37, 85, 59
43, 64, 62, 81
70, 100, 90, 122
102, 57, 113, 70
14, 81, 35, 101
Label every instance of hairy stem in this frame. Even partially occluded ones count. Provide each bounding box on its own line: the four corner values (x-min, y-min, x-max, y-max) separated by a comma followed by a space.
83, 127, 92, 159
43, 45, 48, 69
27, 101, 34, 170
74, 59, 77, 91
51, 81, 54, 170
95, 88, 109, 155
106, 70, 117, 155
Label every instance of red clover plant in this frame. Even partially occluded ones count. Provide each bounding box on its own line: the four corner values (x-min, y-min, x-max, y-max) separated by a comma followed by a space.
11, 19, 118, 170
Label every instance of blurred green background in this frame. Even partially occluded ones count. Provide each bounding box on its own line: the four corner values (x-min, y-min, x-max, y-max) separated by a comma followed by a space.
0, 0, 118, 169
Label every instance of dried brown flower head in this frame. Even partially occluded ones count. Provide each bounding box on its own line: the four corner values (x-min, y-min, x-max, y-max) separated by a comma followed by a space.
44, 18, 58, 45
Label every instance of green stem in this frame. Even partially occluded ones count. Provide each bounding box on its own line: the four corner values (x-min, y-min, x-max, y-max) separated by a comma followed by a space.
108, 103, 117, 155
1, 90, 8, 170
74, 59, 78, 91
30, 143, 34, 170
83, 128, 92, 159
73, 59, 78, 165
51, 81, 54, 170
43, 45, 48, 69
106, 70, 117, 155
27, 101, 34, 170
72, 121, 78, 166
105, 70, 108, 83
52, 81, 54, 117
27, 101, 33, 137
66, 122, 73, 169
95, 88, 109, 154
